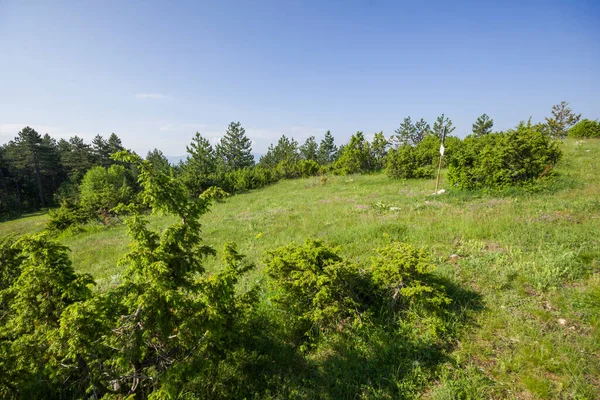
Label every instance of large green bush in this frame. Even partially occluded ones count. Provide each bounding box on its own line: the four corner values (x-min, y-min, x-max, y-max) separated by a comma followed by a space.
334, 132, 376, 174
386, 134, 461, 179
568, 119, 600, 138
265, 239, 453, 343
80, 164, 135, 217
448, 122, 562, 189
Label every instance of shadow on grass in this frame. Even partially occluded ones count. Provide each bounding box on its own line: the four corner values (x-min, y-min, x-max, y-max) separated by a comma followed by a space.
304, 277, 484, 399
196, 277, 484, 399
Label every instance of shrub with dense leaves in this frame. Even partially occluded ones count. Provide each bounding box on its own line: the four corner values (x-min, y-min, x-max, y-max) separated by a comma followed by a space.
333, 132, 376, 174
79, 164, 135, 217
568, 119, 600, 139
448, 121, 562, 189
386, 134, 461, 179
266, 239, 453, 344
45, 200, 94, 232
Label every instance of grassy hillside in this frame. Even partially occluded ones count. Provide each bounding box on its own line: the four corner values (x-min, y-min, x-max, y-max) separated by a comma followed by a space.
2, 139, 599, 398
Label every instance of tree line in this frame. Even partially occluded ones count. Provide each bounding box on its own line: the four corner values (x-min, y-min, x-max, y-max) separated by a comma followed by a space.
1, 101, 595, 220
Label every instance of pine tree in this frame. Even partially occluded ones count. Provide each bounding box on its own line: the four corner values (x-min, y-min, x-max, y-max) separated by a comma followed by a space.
432, 114, 455, 140
215, 122, 254, 171
472, 114, 494, 137
58, 136, 94, 182
186, 132, 216, 176
146, 148, 170, 173
299, 136, 319, 161
317, 130, 338, 165
413, 118, 431, 145
545, 101, 581, 139
259, 135, 299, 168
393, 117, 417, 147
91, 135, 111, 167
106, 133, 125, 156
371, 132, 389, 169
10, 127, 47, 207
183, 132, 217, 195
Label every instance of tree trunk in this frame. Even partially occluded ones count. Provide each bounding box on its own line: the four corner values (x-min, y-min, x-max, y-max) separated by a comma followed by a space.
33, 153, 46, 207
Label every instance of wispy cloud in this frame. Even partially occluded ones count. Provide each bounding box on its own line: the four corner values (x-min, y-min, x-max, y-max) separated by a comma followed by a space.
135, 93, 172, 100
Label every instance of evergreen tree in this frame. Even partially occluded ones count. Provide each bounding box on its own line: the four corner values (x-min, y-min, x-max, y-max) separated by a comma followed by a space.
472, 114, 494, 137
215, 122, 254, 171
10, 127, 47, 207
393, 117, 416, 147
432, 114, 456, 140
106, 133, 125, 156
317, 130, 338, 165
371, 132, 389, 169
260, 135, 299, 168
186, 132, 216, 175
91, 135, 111, 167
58, 136, 94, 182
545, 101, 581, 139
183, 132, 217, 195
299, 136, 319, 161
334, 132, 376, 174
40, 134, 62, 195
146, 148, 170, 173
413, 118, 431, 145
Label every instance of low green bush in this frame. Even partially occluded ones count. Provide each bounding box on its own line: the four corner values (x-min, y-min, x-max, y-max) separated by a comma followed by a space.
568, 119, 600, 138
448, 121, 562, 189
45, 200, 93, 233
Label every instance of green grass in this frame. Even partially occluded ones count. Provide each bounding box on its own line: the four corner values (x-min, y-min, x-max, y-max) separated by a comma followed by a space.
2, 138, 599, 398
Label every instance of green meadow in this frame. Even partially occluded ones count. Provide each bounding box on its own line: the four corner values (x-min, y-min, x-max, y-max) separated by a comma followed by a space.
2, 138, 599, 398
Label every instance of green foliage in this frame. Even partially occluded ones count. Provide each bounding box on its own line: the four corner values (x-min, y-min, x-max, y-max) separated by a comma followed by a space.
369, 242, 451, 313
545, 101, 581, 139
45, 200, 93, 233
265, 240, 369, 340
569, 119, 600, 138
0, 234, 93, 397
334, 131, 376, 174
394, 117, 417, 146
215, 122, 254, 171
432, 114, 456, 139
448, 121, 562, 189
266, 239, 453, 344
371, 131, 389, 169
145, 148, 171, 173
182, 132, 217, 196
472, 113, 494, 137
260, 135, 299, 168
317, 130, 338, 164
79, 164, 134, 219
386, 134, 457, 179
299, 135, 319, 161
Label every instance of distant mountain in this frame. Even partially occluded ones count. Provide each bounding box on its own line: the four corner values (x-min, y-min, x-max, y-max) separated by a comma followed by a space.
166, 155, 186, 165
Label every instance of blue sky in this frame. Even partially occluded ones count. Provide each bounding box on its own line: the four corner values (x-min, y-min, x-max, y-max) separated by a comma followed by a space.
1, 0, 599, 156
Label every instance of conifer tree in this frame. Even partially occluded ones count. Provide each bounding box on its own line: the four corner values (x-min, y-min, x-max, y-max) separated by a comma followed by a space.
413, 118, 431, 145
371, 132, 389, 169
10, 127, 47, 207
472, 114, 494, 137
393, 117, 417, 147
91, 135, 111, 167
432, 114, 455, 139
299, 136, 319, 161
145, 149, 170, 173
183, 132, 217, 195
545, 101, 581, 139
215, 122, 254, 171
317, 130, 338, 165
